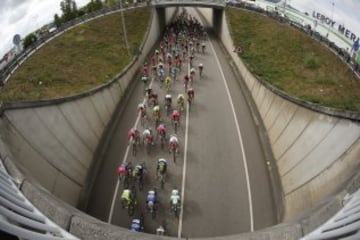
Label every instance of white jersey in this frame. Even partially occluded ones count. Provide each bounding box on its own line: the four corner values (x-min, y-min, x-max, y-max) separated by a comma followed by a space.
169, 136, 178, 144
170, 194, 180, 205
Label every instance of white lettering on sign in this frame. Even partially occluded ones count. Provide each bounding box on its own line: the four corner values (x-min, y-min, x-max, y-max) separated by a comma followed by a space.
312, 10, 358, 42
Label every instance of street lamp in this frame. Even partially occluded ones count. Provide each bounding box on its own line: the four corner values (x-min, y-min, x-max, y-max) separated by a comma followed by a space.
327, 1, 335, 38
119, 0, 131, 56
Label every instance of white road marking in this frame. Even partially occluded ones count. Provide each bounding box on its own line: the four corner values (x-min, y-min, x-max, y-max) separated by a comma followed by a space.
107, 80, 151, 223
177, 63, 191, 238
209, 40, 254, 232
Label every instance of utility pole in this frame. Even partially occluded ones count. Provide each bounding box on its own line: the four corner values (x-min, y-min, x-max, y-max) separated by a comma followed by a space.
119, 0, 131, 56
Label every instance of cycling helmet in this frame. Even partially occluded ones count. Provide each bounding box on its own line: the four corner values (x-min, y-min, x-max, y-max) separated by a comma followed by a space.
172, 189, 179, 195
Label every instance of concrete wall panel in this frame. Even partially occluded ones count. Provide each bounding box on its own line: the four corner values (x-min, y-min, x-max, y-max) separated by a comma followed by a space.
102, 88, 116, 115
5, 109, 85, 185
282, 119, 360, 194
254, 84, 266, 108
258, 89, 273, 119
34, 106, 92, 168
108, 82, 122, 105
53, 172, 82, 206
58, 101, 98, 151
89, 92, 110, 127
2, 119, 59, 191
75, 96, 103, 139
278, 115, 337, 177
197, 6, 360, 221
272, 107, 313, 160
267, 101, 297, 145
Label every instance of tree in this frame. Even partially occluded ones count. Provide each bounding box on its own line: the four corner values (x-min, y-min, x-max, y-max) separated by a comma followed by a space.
60, 0, 78, 22
23, 33, 37, 49
87, 0, 103, 12
54, 14, 62, 28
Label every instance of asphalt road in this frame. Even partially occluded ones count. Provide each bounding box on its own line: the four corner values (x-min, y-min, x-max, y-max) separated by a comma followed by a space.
86, 9, 276, 238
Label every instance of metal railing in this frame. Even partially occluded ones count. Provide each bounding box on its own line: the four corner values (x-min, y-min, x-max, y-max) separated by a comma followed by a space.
153, 0, 225, 5
302, 189, 360, 239
0, 158, 79, 240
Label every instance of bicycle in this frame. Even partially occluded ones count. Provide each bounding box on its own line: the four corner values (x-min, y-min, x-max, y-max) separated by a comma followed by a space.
171, 202, 180, 218
143, 136, 153, 155
129, 136, 137, 157
119, 165, 132, 189
165, 80, 171, 93
159, 132, 166, 150
169, 143, 178, 163
158, 170, 166, 189
173, 119, 179, 134
139, 109, 147, 126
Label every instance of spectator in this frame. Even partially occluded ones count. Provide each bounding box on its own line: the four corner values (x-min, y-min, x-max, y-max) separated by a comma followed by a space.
233, 45, 243, 54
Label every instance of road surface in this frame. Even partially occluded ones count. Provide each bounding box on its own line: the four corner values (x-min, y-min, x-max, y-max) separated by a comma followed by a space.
86, 8, 276, 238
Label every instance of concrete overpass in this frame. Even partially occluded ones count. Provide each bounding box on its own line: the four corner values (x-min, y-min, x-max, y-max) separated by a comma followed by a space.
0, 1, 359, 239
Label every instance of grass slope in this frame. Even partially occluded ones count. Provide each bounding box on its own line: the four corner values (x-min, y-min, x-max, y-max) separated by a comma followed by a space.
0, 7, 151, 102
227, 8, 360, 112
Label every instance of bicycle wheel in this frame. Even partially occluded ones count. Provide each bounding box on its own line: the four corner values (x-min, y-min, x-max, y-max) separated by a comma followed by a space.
132, 142, 137, 157
173, 149, 176, 163
160, 174, 165, 189
128, 202, 135, 216
123, 175, 130, 189
174, 121, 178, 134
146, 141, 151, 155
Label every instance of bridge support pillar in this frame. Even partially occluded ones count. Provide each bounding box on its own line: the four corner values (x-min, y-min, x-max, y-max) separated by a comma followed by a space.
213, 8, 223, 36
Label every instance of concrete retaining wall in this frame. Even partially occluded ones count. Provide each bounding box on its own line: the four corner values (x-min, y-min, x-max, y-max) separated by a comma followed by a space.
0, 6, 176, 207
198, 7, 360, 221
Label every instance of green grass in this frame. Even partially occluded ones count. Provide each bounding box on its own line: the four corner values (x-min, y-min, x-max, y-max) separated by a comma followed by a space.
0, 7, 151, 102
227, 8, 360, 112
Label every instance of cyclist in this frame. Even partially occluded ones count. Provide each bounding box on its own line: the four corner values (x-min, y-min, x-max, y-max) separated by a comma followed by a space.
157, 158, 167, 175
138, 103, 146, 117
142, 63, 149, 76
130, 219, 143, 232
141, 75, 149, 87
201, 42, 206, 53
143, 127, 154, 145
184, 74, 190, 90
146, 189, 158, 212
117, 162, 132, 180
165, 94, 172, 115
128, 128, 140, 145
187, 88, 195, 104
121, 188, 134, 207
177, 94, 185, 111
145, 87, 152, 98
156, 225, 165, 236
156, 123, 167, 140
165, 76, 172, 92
153, 105, 160, 121
169, 134, 179, 154
149, 92, 158, 107
170, 189, 181, 207
171, 110, 181, 125
198, 63, 204, 77
132, 163, 145, 180
190, 67, 196, 80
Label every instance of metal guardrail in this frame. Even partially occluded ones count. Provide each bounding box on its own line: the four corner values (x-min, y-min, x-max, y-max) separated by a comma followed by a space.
153, 0, 226, 6
302, 189, 360, 240
0, 158, 79, 240
0, 3, 148, 86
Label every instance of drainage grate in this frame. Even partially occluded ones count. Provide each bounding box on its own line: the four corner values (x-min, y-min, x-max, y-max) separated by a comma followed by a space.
0, 158, 79, 240
302, 189, 360, 240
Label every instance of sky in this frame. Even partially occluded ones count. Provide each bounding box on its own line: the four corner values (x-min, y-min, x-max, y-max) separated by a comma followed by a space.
1, 0, 360, 58
279, 0, 360, 40
0, 0, 90, 57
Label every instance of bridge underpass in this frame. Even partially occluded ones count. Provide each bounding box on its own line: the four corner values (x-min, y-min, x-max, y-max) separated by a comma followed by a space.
85, 7, 277, 238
